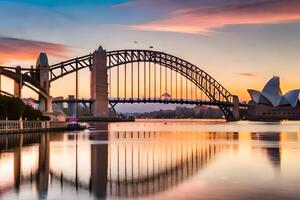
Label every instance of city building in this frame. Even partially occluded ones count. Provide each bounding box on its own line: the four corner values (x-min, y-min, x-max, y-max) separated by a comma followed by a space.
247, 76, 300, 121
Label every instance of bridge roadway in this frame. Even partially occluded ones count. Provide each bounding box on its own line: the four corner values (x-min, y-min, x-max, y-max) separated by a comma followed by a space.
52, 97, 238, 106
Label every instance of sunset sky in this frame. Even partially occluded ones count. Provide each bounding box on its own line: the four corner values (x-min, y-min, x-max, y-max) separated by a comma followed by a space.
0, 0, 300, 111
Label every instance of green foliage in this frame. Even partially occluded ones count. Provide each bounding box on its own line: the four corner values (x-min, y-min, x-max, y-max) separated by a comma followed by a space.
22, 105, 49, 120
0, 94, 49, 120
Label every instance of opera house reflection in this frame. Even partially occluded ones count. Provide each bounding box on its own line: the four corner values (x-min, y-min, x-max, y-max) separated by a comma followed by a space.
0, 122, 299, 199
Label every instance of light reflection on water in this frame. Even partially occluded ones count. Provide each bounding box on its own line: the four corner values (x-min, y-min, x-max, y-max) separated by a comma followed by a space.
0, 120, 300, 200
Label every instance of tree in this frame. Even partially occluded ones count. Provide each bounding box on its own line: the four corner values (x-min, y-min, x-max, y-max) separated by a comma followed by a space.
0, 94, 49, 120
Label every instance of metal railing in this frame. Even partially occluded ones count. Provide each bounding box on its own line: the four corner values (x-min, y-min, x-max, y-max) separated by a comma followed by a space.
0, 120, 68, 134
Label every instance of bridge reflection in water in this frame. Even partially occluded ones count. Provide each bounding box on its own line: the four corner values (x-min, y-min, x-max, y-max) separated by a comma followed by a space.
0, 123, 288, 199
106, 130, 232, 198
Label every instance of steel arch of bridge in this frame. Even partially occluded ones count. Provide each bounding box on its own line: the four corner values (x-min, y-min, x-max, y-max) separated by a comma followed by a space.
49, 49, 235, 120
0, 90, 13, 97
0, 67, 49, 100
49, 50, 232, 102
107, 50, 232, 102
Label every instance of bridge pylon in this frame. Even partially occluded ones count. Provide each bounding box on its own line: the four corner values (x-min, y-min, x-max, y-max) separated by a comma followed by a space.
90, 46, 109, 117
13, 66, 22, 98
36, 53, 52, 113
232, 95, 240, 121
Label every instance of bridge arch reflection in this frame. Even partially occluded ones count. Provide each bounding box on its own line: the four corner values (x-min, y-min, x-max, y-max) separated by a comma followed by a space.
106, 131, 229, 198
3, 128, 286, 199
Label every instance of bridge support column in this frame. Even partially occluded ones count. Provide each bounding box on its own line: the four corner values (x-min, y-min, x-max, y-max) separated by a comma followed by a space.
36, 53, 52, 113
232, 95, 240, 121
91, 46, 109, 117
13, 81, 21, 98
13, 66, 22, 98
45, 96, 53, 113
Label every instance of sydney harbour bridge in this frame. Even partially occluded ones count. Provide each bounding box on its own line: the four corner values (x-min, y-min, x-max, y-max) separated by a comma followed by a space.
0, 46, 241, 121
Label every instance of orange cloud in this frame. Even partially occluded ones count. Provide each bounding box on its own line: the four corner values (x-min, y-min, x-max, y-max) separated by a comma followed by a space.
0, 37, 69, 65
129, 0, 300, 34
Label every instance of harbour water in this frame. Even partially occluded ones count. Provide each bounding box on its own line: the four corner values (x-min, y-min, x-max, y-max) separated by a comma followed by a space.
1, 119, 300, 200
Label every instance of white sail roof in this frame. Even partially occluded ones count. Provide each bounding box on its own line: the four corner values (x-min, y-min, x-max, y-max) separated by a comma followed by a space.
279, 96, 290, 106
247, 89, 261, 104
261, 76, 282, 107
283, 90, 300, 107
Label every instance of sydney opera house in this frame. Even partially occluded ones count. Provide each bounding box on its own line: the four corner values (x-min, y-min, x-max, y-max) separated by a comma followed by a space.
247, 76, 300, 121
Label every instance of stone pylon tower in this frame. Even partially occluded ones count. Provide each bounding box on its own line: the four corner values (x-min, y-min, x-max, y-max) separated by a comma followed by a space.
90, 46, 109, 117
36, 53, 52, 112
232, 95, 240, 121
13, 66, 22, 98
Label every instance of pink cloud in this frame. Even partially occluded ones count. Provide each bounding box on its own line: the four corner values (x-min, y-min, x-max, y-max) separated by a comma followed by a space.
129, 0, 300, 34
0, 37, 69, 65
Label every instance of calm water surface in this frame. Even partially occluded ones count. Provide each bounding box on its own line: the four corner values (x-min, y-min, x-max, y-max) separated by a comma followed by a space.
1, 119, 300, 200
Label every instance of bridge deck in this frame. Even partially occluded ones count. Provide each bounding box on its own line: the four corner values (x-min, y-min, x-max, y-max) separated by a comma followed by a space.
52, 98, 234, 106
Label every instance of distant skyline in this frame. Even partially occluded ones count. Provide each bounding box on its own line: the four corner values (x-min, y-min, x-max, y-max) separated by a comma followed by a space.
0, 0, 300, 111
